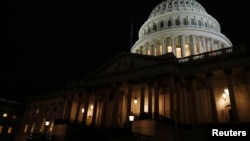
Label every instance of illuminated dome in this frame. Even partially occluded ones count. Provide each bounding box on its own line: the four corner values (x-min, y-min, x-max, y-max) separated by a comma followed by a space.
131, 0, 232, 58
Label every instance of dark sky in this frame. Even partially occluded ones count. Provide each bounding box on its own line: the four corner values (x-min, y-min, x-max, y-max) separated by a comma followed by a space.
4, 0, 249, 102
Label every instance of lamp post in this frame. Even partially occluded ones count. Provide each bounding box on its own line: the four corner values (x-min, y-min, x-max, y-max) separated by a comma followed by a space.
128, 113, 135, 138
44, 120, 50, 134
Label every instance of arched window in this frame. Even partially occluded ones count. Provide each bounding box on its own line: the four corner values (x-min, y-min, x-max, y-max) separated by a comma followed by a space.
191, 19, 195, 25
183, 18, 188, 25
205, 22, 208, 27
160, 21, 164, 28
198, 20, 202, 26
175, 19, 180, 26
168, 20, 172, 27
153, 24, 157, 30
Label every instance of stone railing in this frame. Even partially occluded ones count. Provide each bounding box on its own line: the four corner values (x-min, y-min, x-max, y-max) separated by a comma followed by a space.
178, 47, 234, 63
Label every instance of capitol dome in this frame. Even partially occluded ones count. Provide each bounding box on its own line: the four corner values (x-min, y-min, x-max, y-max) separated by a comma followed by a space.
131, 0, 232, 58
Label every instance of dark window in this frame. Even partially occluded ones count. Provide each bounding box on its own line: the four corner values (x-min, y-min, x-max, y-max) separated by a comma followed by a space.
175, 19, 180, 25
160, 21, 164, 28
183, 18, 188, 25
168, 20, 172, 26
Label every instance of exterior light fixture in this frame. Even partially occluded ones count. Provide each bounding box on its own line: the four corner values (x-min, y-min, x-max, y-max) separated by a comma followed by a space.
44, 120, 50, 134
90, 105, 94, 110
128, 112, 135, 132
133, 97, 138, 106
81, 108, 85, 113
222, 88, 229, 101
45, 121, 50, 126
222, 93, 227, 100
129, 115, 135, 122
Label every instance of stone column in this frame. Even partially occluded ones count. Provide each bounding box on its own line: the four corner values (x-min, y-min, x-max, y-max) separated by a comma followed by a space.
112, 86, 121, 127
100, 91, 110, 128
191, 35, 196, 55
139, 82, 146, 119
218, 42, 222, 49
91, 92, 99, 127
211, 39, 214, 50
224, 69, 240, 123
206, 72, 218, 123
171, 36, 176, 55
151, 44, 155, 56
244, 67, 250, 108
169, 76, 175, 119
181, 35, 186, 57
175, 78, 181, 123
162, 37, 166, 54
82, 93, 90, 125
154, 81, 160, 120
66, 95, 74, 122
57, 101, 64, 119
190, 76, 198, 124
126, 82, 132, 126
61, 95, 68, 119
202, 37, 207, 52
198, 37, 202, 53
148, 81, 153, 119
74, 93, 83, 124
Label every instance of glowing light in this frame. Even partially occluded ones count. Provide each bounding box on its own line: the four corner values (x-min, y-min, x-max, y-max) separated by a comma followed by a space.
45, 121, 50, 126
129, 115, 135, 121
133, 97, 138, 106
222, 88, 229, 101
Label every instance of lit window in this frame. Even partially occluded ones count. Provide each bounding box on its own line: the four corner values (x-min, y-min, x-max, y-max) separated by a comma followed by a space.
176, 47, 181, 58
167, 46, 172, 52
147, 50, 151, 55
24, 124, 28, 133
8, 127, 13, 134
12, 115, 16, 119
36, 109, 39, 114
31, 123, 35, 132
90, 105, 94, 110
159, 45, 162, 55
0, 126, 3, 133
3, 113, 8, 117
185, 44, 190, 56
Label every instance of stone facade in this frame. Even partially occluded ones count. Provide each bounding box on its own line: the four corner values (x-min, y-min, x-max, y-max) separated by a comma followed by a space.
15, 46, 250, 141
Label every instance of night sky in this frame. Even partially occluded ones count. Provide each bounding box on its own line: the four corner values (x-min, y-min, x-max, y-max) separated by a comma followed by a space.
4, 0, 249, 102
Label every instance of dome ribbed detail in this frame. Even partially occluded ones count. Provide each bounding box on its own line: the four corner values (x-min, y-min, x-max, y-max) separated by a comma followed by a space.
149, 0, 207, 18
131, 0, 232, 59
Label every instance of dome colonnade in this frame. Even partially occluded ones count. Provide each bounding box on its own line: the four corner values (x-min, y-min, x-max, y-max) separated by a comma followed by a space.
131, 0, 232, 58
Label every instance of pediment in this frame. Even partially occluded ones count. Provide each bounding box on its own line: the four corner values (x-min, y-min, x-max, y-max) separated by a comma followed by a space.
88, 52, 160, 79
